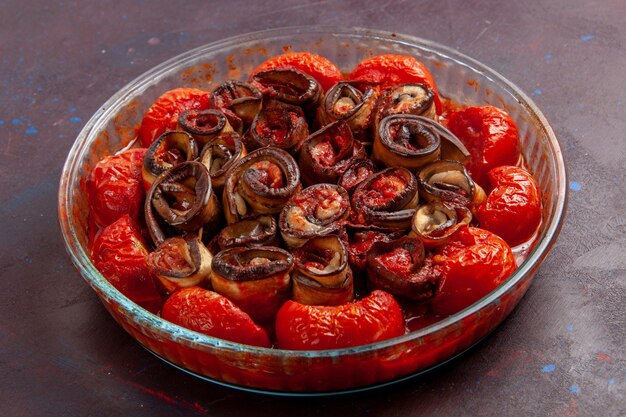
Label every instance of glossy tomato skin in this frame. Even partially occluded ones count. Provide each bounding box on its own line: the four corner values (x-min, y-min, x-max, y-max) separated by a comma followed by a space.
431, 227, 516, 316
477, 166, 542, 247
249, 52, 343, 92
275, 290, 405, 350
138, 88, 211, 147
91, 215, 163, 313
445, 106, 521, 188
161, 287, 271, 347
87, 148, 147, 228
348, 54, 442, 113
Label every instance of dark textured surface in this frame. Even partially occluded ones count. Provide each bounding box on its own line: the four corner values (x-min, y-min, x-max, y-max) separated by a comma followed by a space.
1, 1, 624, 416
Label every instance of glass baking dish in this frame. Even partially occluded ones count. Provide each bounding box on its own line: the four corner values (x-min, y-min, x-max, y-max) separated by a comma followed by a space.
58, 26, 567, 395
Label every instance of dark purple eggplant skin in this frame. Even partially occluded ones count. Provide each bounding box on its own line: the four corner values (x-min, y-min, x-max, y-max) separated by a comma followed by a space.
144, 161, 220, 246
217, 215, 278, 250
211, 246, 293, 282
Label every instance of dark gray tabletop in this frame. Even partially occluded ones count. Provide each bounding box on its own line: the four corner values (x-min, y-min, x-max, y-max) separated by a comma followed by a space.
1, 0, 624, 416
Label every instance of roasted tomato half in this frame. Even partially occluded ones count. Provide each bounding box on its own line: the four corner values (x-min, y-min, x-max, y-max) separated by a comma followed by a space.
431, 227, 516, 316
275, 290, 405, 350
90, 215, 162, 313
477, 165, 542, 247
445, 106, 521, 188
348, 54, 441, 113
249, 52, 344, 92
138, 88, 211, 147
161, 287, 271, 347
87, 148, 147, 228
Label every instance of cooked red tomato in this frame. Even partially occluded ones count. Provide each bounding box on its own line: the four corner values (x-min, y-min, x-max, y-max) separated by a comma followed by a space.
250, 52, 343, 92
445, 106, 521, 188
91, 215, 162, 313
275, 290, 405, 350
348, 54, 442, 113
476, 165, 542, 247
138, 88, 211, 147
87, 148, 146, 228
161, 287, 271, 347
431, 227, 516, 316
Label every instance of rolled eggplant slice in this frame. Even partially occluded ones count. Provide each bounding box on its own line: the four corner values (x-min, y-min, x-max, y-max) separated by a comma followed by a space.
279, 183, 350, 249
222, 108, 244, 136
223, 147, 301, 224
338, 159, 378, 195
211, 246, 293, 323
217, 215, 278, 250
250, 68, 322, 111
411, 201, 472, 247
142, 130, 198, 188
145, 161, 221, 246
342, 224, 405, 275
298, 121, 366, 186
418, 160, 485, 207
374, 83, 437, 127
373, 114, 441, 171
198, 131, 246, 193
146, 234, 213, 293
292, 235, 353, 306
351, 167, 419, 229
415, 116, 471, 164
246, 98, 309, 154
366, 236, 441, 300
177, 109, 234, 147
210, 80, 262, 127
319, 81, 377, 141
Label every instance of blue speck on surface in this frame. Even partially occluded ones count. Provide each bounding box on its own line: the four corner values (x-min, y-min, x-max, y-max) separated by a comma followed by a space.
0, 120, 4, 125
542, 364, 556, 373
36, 86, 44, 92
534, 88, 542, 95
25, 128, 38, 135
608, 379, 615, 385
545, 52, 553, 60
580, 34, 594, 41
69, 107, 77, 113
570, 181, 582, 191
70, 116, 81, 123
12, 119, 22, 125
24, 257, 32, 264
569, 385, 581, 394
566, 325, 574, 331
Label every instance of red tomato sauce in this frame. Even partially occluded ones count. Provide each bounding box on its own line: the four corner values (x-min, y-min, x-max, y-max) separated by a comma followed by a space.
255, 111, 301, 145
362, 173, 407, 206
377, 247, 414, 276
250, 161, 285, 188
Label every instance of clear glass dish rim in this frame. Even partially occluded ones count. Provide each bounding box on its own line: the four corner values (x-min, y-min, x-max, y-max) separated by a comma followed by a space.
58, 25, 568, 359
